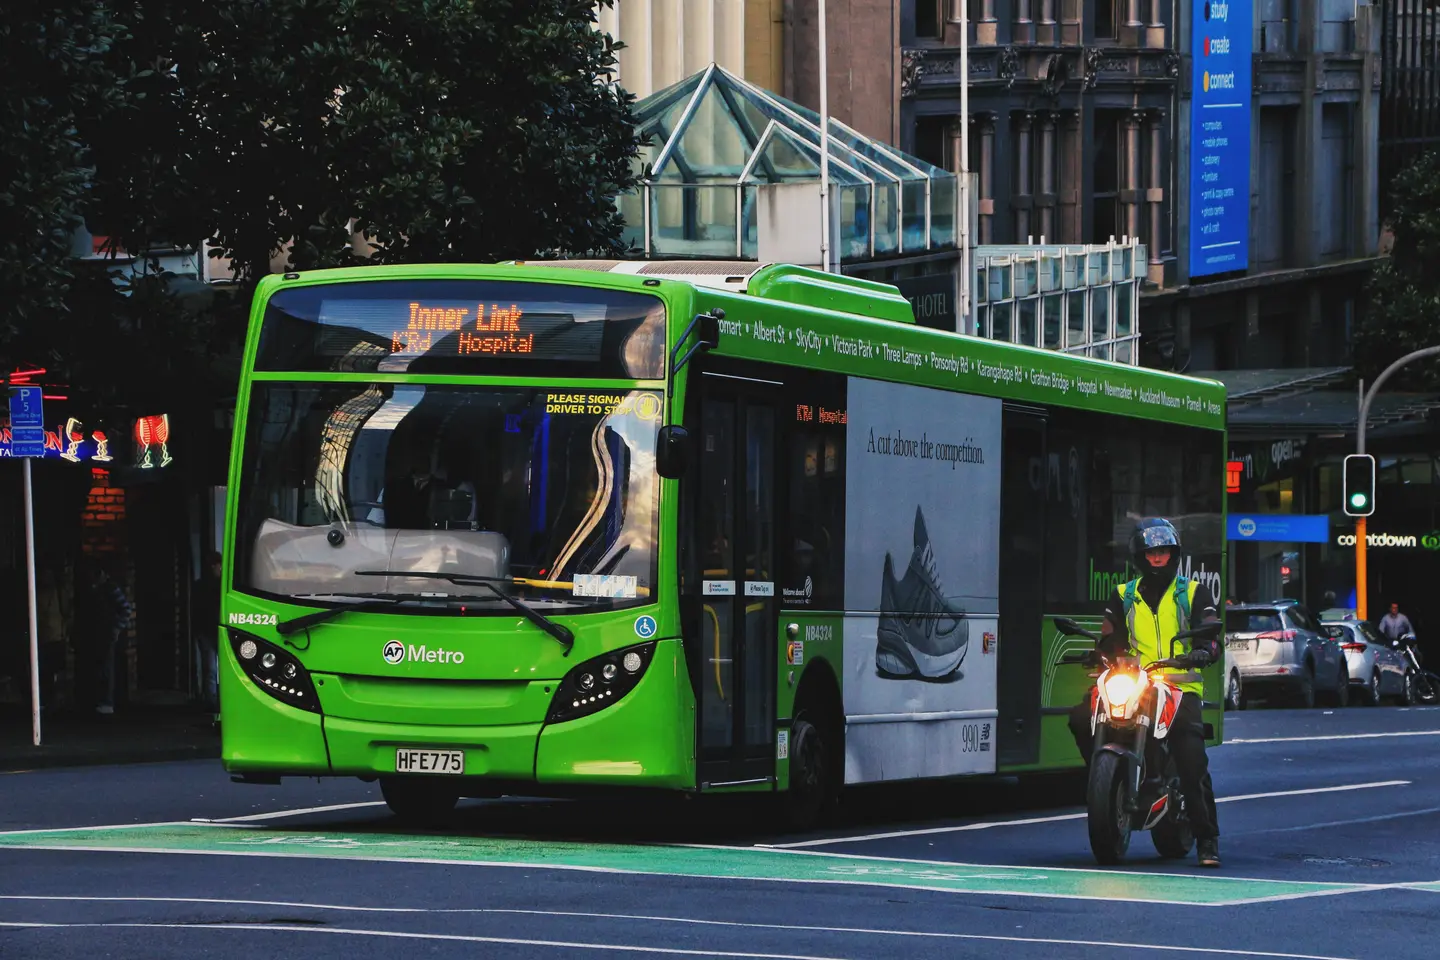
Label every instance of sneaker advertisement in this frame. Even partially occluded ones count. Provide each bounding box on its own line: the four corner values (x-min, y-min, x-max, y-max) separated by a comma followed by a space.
841, 377, 1002, 783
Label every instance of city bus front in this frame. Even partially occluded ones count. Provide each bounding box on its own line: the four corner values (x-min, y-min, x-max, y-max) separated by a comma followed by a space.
219, 269, 696, 811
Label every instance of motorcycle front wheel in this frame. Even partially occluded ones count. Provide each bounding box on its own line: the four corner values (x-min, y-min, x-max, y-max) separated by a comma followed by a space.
1087, 750, 1133, 866
1152, 808, 1195, 859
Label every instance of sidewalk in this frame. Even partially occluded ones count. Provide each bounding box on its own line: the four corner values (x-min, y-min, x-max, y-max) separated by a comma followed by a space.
0, 704, 220, 772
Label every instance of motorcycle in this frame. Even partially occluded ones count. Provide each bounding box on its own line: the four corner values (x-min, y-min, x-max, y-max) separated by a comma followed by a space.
1392, 633, 1440, 705
1057, 617, 1220, 866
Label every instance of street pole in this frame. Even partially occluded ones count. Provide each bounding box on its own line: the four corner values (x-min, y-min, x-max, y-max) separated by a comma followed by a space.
818, 0, 830, 274
23, 456, 41, 745
958, 1, 971, 332
1354, 345, 1440, 620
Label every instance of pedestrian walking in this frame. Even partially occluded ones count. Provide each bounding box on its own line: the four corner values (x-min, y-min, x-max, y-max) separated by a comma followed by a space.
193, 552, 222, 712
88, 561, 134, 715
1379, 602, 1415, 642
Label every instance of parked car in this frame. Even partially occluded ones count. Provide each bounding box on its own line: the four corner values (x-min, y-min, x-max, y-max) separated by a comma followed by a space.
1223, 639, 1243, 711
1225, 601, 1349, 707
1321, 619, 1413, 706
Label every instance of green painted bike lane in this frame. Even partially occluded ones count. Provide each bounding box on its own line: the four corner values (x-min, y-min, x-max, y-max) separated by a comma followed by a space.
0, 822, 1394, 907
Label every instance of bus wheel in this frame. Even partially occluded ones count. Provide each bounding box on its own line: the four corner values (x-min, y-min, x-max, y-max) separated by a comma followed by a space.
784, 712, 838, 833
380, 777, 459, 826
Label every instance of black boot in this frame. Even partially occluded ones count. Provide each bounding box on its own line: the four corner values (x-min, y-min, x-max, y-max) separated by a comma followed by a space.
1197, 838, 1220, 868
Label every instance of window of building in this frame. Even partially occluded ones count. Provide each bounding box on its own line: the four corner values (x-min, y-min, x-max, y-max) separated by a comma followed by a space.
1319, 103, 1355, 258
913, 115, 951, 171
1257, 107, 1298, 269
1260, 0, 1299, 53
1093, 0, 1118, 39
916, 0, 943, 39
1090, 111, 1122, 244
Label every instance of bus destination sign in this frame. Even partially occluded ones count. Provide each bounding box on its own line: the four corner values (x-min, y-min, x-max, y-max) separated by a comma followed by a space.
317, 298, 604, 363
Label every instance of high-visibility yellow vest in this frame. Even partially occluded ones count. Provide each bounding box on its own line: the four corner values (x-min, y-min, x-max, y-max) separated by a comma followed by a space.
1117, 576, 1203, 696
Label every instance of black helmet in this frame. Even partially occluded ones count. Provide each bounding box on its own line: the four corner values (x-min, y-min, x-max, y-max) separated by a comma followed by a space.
1130, 518, 1181, 576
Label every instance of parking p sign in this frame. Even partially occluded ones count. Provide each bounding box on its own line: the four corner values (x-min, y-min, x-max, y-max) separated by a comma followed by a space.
7, 386, 44, 457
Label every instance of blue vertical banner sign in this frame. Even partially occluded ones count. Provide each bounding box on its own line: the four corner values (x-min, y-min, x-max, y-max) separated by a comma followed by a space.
1189, 1, 1253, 278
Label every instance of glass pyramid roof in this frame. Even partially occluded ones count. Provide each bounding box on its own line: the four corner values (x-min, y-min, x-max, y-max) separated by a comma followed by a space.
621, 64, 958, 262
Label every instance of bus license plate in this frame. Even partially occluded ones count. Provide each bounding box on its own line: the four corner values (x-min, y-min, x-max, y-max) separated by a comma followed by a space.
395, 749, 464, 775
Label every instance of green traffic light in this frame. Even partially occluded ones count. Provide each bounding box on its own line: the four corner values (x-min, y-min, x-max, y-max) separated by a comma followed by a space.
1350, 492, 1368, 509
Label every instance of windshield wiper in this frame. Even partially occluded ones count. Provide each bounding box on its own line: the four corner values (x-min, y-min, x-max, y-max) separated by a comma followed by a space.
275, 592, 488, 636
355, 570, 575, 652
277, 597, 409, 636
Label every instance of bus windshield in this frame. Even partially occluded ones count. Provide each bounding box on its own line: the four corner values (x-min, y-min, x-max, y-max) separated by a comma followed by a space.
233, 383, 661, 611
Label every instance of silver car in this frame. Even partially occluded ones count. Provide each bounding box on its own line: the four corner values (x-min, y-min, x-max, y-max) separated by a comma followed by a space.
1225, 602, 1349, 708
1322, 619, 1413, 706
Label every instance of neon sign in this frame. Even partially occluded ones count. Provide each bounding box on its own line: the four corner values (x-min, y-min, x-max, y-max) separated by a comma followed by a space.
134, 414, 172, 468
0, 414, 171, 467
0, 420, 113, 463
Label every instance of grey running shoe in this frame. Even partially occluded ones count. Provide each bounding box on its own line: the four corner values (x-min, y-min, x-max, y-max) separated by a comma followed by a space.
875, 507, 969, 679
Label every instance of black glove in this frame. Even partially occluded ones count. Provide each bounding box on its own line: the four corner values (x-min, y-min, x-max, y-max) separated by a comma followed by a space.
1185, 648, 1213, 668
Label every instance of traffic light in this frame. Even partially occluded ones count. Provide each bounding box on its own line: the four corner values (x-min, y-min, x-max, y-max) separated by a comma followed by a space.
1343, 454, 1375, 517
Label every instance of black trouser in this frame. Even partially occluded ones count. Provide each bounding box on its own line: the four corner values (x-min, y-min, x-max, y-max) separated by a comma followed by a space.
1068, 690, 1219, 840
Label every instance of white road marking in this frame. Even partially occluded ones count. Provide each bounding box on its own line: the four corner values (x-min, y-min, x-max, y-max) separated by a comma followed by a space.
764, 812, 1086, 847
1217, 780, 1410, 803
0, 915, 1367, 959
198, 801, 387, 823
1239, 804, 1440, 836
0, 922, 848, 960
1228, 730, 1440, 744
768, 781, 1411, 848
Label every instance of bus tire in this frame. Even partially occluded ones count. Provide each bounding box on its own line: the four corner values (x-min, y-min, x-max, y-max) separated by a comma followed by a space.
784, 712, 839, 832
380, 777, 459, 826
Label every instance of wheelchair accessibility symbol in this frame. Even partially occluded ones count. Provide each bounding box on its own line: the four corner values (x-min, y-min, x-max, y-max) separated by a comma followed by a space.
634, 615, 658, 639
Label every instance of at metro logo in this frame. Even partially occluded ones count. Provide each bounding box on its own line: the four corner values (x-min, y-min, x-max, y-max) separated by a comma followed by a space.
382, 641, 466, 665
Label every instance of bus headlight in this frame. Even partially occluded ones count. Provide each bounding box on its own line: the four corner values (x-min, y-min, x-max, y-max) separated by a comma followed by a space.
228, 628, 321, 714
546, 642, 656, 724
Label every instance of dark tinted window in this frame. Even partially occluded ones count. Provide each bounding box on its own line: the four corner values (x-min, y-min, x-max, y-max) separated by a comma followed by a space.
780, 371, 847, 609
256, 279, 666, 378
1237, 611, 1283, 633
1044, 407, 1225, 611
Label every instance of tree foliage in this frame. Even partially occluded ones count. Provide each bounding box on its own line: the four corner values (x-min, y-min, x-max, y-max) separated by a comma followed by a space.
0, 6, 127, 347
3, 0, 639, 407
1355, 151, 1440, 390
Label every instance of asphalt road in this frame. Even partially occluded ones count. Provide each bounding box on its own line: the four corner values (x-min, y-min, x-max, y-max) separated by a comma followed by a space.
2, 705, 1439, 959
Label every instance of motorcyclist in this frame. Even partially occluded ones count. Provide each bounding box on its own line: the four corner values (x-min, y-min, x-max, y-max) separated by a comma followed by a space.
1067, 518, 1223, 868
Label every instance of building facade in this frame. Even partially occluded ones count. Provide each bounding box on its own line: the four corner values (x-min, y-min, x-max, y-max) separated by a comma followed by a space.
1148, 1, 1383, 373
900, 2, 1179, 272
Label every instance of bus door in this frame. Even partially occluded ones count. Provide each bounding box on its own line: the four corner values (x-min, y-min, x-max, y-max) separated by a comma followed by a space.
998, 404, 1047, 766
693, 373, 779, 788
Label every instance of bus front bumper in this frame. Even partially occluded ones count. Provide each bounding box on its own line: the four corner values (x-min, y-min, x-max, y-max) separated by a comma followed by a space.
221, 638, 695, 791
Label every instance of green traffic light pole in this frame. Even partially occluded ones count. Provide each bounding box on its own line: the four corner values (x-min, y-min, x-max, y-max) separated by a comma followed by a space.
1354, 345, 1440, 620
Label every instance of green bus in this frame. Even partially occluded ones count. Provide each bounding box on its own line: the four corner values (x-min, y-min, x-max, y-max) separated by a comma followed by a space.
220, 260, 1228, 826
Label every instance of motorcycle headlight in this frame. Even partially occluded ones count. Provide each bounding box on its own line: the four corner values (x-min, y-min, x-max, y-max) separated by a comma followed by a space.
228, 628, 320, 713
1104, 671, 1145, 713
546, 641, 656, 724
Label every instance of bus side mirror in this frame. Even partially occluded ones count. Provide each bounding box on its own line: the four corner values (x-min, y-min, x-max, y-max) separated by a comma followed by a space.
656, 425, 692, 479
698, 312, 721, 350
